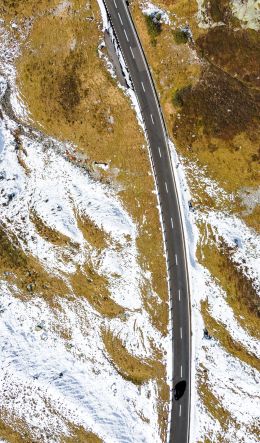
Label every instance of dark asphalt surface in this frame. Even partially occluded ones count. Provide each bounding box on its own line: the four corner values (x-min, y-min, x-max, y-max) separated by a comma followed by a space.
103, 1, 191, 442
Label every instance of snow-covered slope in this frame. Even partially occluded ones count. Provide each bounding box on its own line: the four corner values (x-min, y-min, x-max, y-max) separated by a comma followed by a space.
0, 3, 168, 441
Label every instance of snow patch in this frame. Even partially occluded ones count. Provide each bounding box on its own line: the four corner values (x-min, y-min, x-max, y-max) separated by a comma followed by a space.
140, 1, 171, 25
231, 0, 260, 30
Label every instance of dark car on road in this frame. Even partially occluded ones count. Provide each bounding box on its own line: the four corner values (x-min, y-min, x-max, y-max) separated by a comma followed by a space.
174, 380, 186, 400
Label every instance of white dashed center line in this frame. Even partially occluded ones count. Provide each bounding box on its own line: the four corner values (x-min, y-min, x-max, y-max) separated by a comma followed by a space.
150, 114, 154, 124
171, 217, 173, 229
178, 289, 181, 301
180, 365, 183, 378
179, 404, 182, 417
180, 327, 183, 339
165, 182, 168, 193
124, 29, 129, 41
113, 0, 117, 8
130, 46, 135, 59
158, 146, 162, 158
175, 254, 178, 265
118, 12, 123, 25
141, 82, 145, 92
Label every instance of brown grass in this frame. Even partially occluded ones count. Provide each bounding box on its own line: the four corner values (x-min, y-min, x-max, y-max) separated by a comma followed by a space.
131, 0, 260, 204
0, 224, 68, 301
0, 418, 31, 443
201, 300, 260, 371
30, 210, 71, 247
102, 328, 164, 384
71, 266, 124, 318
77, 215, 108, 251
198, 364, 232, 433
62, 425, 102, 443
14, 0, 168, 332
197, 26, 260, 90
197, 237, 260, 339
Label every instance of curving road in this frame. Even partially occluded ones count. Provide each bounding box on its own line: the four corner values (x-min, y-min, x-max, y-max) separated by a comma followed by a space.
102, 1, 191, 442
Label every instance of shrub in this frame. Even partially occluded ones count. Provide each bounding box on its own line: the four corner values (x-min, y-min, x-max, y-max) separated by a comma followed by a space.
173, 28, 189, 45
145, 14, 162, 45
172, 85, 191, 107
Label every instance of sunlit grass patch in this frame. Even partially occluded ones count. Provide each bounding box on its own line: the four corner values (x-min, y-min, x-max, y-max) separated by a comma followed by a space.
0, 224, 68, 301
30, 210, 71, 247
77, 215, 108, 251
0, 417, 32, 443
201, 300, 260, 371
16, 0, 168, 329
198, 235, 260, 340
62, 425, 102, 443
71, 266, 125, 318
102, 328, 164, 385
198, 364, 232, 432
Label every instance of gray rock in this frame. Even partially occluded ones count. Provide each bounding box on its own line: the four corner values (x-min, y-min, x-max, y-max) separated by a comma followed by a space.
27, 283, 35, 292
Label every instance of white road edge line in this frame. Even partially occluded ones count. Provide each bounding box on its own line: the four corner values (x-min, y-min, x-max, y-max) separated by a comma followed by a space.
122, 1, 170, 143
124, 29, 129, 41
179, 404, 182, 417
141, 81, 145, 92
158, 146, 162, 158
165, 182, 168, 193
118, 12, 123, 25
180, 327, 183, 339
130, 46, 135, 59
171, 217, 173, 229
175, 253, 178, 265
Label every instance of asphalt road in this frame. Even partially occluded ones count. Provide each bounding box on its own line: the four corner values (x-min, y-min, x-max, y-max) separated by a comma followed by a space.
102, 1, 191, 442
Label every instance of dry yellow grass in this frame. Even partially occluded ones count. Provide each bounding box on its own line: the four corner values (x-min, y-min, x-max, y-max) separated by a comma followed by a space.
62, 425, 102, 443
198, 238, 260, 340
102, 328, 168, 441
198, 365, 232, 434
77, 215, 108, 251
242, 204, 260, 232
201, 300, 260, 371
0, 414, 102, 443
102, 328, 165, 384
30, 210, 71, 247
71, 265, 125, 318
131, 1, 259, 226
13, 0, 168, 332
0, 418, 31, 443
0, 224, 68, 301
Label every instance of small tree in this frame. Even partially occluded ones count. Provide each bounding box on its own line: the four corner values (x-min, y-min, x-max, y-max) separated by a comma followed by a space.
145, 13, 162, 46
173, 28, 189, 45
